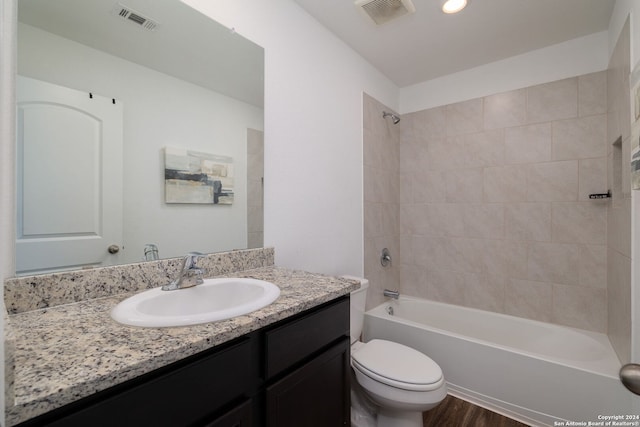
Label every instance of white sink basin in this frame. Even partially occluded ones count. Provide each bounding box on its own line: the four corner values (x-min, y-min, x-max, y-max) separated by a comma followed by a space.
111, 278, 280, 327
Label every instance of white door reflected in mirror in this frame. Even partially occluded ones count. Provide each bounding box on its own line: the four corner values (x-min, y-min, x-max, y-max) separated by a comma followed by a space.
16, 76, 123, 275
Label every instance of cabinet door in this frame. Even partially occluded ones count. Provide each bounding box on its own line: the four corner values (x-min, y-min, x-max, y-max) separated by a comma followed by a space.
266, 338, 350, 427
204, 399, 252, 427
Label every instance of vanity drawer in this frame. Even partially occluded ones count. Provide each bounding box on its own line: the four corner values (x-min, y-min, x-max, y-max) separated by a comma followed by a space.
265, 296, 349, 379
45, 338, 253, 427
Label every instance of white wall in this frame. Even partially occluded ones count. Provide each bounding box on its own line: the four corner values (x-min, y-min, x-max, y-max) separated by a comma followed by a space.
0, 0, 15, 422
399, 31, 610, 113
182, 0, 399, 276
609, 0, 639, 69
18, 23, 264, 264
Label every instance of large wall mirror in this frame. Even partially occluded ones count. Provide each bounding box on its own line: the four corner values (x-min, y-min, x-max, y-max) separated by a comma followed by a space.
16, 0, 265, 275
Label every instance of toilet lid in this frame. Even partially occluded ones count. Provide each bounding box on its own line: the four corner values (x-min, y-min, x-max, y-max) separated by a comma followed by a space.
352, 339, 443, 392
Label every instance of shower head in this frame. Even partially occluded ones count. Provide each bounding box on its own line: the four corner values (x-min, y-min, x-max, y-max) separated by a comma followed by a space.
382, 111, 400, 124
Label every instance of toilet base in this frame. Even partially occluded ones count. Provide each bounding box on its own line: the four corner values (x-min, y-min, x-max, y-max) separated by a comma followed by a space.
377, 408, 423, 427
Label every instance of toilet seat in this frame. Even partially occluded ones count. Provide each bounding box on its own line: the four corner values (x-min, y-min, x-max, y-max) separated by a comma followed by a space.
351, 339, 443, 392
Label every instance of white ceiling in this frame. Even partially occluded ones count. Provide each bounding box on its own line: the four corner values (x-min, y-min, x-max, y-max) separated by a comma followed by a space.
293, 0, 616, 87
18, 0, 264, 108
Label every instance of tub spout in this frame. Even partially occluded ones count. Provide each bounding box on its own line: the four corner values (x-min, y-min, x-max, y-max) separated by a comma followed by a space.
383, 289, 399, 299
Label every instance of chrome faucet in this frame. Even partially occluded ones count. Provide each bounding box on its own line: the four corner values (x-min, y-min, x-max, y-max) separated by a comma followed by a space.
143, 243, 159, 261
162, 252, 206, 291
383, 289, 399, 299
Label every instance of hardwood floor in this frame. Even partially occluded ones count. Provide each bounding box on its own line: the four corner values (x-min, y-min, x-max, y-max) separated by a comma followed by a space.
422, 395, 529, 427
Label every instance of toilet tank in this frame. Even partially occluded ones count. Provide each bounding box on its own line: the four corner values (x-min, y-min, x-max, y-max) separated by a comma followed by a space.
342, 276, 369, 344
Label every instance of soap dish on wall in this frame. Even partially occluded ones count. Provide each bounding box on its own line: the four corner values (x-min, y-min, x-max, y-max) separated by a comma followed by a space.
588, 190, 611, 199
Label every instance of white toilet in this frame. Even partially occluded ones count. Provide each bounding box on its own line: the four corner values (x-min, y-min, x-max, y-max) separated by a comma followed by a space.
347, 277, 447, 427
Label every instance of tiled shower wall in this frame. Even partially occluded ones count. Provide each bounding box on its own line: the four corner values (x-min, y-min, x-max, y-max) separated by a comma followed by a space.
398, 73, 609, 332
364, 69, 619, 333
247, 129, 264, 249
606, 19, 632, 363
363, 94, 400, 310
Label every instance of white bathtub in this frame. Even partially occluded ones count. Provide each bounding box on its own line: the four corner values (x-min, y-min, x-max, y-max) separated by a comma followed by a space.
363, 296, 636, 426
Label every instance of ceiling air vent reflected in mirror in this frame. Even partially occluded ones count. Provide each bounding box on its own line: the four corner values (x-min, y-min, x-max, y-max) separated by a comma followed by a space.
355, 0, 416, 25
112, 3, 159, 31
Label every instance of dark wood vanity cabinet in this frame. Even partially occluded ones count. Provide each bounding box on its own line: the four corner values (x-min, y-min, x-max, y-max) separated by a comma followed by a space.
265, 339, 350, 427
264, 296, 351, 427
16, 296, 350, 427
34, 337, 257, 427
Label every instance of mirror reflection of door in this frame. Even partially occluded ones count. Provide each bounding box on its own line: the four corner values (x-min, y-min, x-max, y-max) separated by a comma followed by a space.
16, 76, 123, 275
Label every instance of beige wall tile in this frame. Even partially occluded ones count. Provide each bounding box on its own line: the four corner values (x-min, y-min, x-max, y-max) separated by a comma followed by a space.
410, 235, 437, 270
446, 168, 484, 202
407, 106, 447, 141
504, 239, 528, 280
505, 202, 551, 242
552, 284, 606, 332
399, 263, 428, 298
578, 71, 607, 117
446, 98, 483, 136
552, 115, 607, 160
412, 236, 463, 272
483, 165, 527, 203
484, 89, 527, 130
372, 169, 397, 204
505, 279, 553, 322
464, 272, 506, 312
411, 169, 446, 203
527, 77, 578, 123
463, 129, 505, 168
400, 234, 414, 266
364, 237, 384, 310
400, 204, 425, 235
608, 197, 632, 258
376, 71, 615, 334
578, 157, 607, 201
363, 94, 400, 310
400, 140, 427, 174
607, 98, 623, 145
416, 203, 465, 237
608, 248, 631, 363
400, 173, 412, 204
427, 267, 467, 305
604, 19, 631, 361
505, 123, 552, 164
428, 136, 465, 171
464, 203, 504, 239
527, 160, 578, 201
460, 238, 506, 275
579, 244, 606, 289
528, 241, 580, 285
381, 202, 399, 237
551, 202, 606, 245
363, 165, 378, 202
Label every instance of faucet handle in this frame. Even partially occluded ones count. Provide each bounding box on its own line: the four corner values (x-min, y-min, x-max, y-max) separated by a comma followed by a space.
184, 252, 204, 268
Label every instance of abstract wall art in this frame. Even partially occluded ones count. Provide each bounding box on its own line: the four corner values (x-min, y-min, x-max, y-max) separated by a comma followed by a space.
164, 146, 234, 204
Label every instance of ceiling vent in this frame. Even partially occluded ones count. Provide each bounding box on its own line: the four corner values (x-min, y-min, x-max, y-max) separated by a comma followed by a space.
355, 0, 416, 25
112, 3, 159, 31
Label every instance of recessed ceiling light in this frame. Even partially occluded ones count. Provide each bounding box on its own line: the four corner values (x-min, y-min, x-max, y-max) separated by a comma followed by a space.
441, 0, 467, 14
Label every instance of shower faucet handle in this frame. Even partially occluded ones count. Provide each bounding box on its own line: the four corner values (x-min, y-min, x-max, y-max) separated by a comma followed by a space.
381, 248, 392, 267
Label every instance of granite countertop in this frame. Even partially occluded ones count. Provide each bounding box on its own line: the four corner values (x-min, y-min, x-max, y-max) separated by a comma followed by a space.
6, 266, 359, 426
